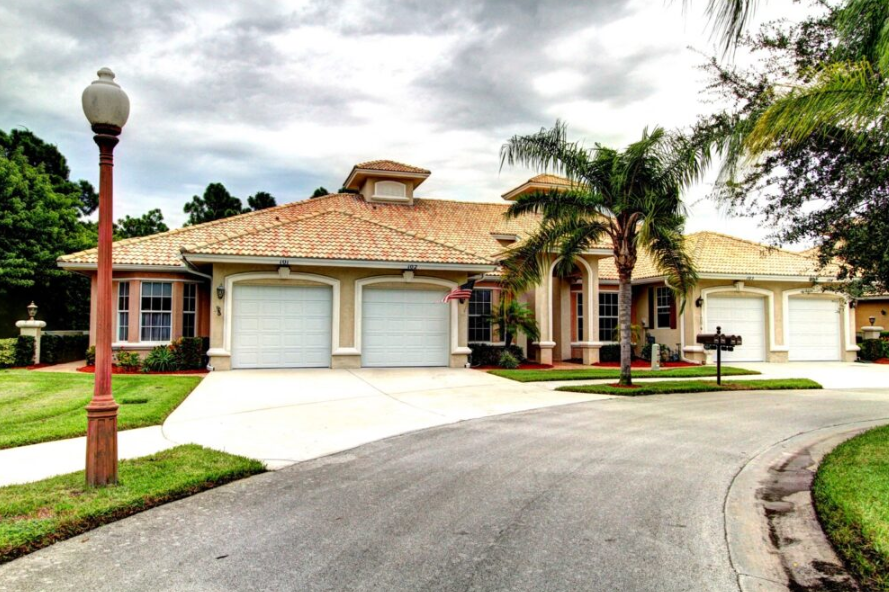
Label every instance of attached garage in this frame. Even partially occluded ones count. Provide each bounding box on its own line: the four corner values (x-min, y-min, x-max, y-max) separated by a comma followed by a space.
706, 295, 767, 362
231, 284, 332, 369
788, 297, 841, 361
362, 287, 450, 367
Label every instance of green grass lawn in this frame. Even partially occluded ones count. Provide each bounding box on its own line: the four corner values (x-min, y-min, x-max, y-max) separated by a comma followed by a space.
556, 378, 821, 396
490, 365, 760, 383
0, 370, 202, 449
814, 425, 889, 591
0, 445, 264, 564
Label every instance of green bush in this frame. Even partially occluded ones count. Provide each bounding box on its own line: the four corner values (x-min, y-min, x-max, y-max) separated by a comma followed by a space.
469, 343, 525, 367
142, 346, 177, 373
0, 339, 17, 368
39, 334, 89, 365
599, 343, 621, 363
14, 336, 35, 367
640, 342, 672, 363
170, 337, 207, 370
85, 346, 96, 366
498, 350, 520, 369
858, 339, 889, 361
115, 351, 142, 371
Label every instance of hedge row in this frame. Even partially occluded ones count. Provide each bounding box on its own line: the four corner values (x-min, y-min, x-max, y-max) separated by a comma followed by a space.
40, 334, 89, 365
0, 336, 36, 368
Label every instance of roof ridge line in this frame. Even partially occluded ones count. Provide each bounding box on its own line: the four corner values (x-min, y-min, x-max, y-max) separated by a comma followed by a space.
181, 209, 333, 253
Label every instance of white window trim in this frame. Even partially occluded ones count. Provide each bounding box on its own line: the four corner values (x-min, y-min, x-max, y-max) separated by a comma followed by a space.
354, 275, 466, 355
782, 287, 858, 353
117, 281, 130, 343
139, 281, 174, 344
182, 282, 198, 338
598, 291, 619, 343
654, 286, 673, 329
468, 288, 494, 344
210, 271, 342, 358
372, 180, 409, 202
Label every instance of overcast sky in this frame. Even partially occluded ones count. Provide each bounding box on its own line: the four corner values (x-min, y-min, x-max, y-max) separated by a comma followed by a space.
0, 0, 799, 241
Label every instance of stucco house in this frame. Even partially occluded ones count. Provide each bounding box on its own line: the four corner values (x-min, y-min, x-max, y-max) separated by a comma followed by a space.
58, 160, 862, 370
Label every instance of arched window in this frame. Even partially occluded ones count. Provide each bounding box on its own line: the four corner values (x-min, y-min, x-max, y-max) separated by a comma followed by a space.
374, 180, 407, 200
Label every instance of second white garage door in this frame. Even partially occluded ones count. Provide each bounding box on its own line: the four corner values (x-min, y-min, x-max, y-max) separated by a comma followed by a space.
706, 295, 767, 362
788, 298, 841, 361
231, 284, 332, 369
362, 288, 449, 367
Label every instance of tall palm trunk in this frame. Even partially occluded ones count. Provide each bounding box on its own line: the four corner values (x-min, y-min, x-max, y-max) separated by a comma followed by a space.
617, 268, 634, 386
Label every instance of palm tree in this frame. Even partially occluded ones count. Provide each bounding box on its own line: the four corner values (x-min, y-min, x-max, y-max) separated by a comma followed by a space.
499, 123, 708, 386
701, 0, 888, 156
489, 298, 539, 349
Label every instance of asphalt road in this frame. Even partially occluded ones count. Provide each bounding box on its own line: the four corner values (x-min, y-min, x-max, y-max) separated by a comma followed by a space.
2, 388, 888, 592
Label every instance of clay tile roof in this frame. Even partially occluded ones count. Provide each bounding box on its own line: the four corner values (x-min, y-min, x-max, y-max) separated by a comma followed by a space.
354, 160, 431, 174
528, 174, 572, 186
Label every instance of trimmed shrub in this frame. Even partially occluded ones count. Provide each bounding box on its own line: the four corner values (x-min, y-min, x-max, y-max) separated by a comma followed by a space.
115, 351, 142, 371
858, 339, 889, 361
142, 346, 177, 373
85, 346, 96, 366
640, 342, 672, 363
469, 343, 525, 367
0, 339, 17, 368
599, 343, 621, 363
170, 337, 207, 370
40, 334, 89, 364
14, 336, 35, 367
498, 350, 520, 369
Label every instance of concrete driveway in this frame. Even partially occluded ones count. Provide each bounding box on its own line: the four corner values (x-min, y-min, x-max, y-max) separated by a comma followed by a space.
732, 361, 888, 389
162, 368, 611, 468
3, 387, 888, 592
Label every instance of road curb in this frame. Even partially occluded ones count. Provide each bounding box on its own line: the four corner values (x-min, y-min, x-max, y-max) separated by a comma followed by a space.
724, 418, 889, 591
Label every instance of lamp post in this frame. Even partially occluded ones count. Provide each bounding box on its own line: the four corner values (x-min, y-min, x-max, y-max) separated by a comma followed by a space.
82, 68, 129, 486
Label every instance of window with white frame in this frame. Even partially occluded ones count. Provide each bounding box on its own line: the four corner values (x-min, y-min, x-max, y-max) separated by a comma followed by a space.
468, 290, 492, 343
374, 180, 407, 200
117, 282, 130, 342
140, 282, 172, 342
182, 283, 197, 338
576, 293, 584, 341
599, 292, 619, 342
655, 286, 673, 328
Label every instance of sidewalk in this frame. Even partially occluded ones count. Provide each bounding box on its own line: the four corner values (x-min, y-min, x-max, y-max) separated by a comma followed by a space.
0, 427, 174, 487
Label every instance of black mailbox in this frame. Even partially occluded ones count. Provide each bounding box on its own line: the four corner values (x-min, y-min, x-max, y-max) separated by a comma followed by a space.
695, 326, 741, 385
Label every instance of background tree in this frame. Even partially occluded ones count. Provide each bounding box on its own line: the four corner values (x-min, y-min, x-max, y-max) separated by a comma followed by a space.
312, 186, 330, 198
114, 208, 169, 239
500, 122, 707, 385
247, 191, 277, 211
696, 1, 889, 292
183, 183, 245, 225
0, 138, 96, 335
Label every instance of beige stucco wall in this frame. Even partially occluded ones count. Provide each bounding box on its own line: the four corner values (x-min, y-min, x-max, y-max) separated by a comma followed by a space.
208, 262, 470, 370
856, 300, 888, 332
680, 279, 857, 363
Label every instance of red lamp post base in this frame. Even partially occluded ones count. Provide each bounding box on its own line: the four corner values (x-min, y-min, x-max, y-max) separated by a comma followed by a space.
85, 400, 119, 486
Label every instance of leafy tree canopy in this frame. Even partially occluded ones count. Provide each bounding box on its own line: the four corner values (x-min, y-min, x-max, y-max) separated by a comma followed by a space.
311, 186, 330, 198
247, 191, 277, 211
115, 208, 169, 239
183, 183, 245, 225
695, 1, 889, 292
0, 129, 98, 217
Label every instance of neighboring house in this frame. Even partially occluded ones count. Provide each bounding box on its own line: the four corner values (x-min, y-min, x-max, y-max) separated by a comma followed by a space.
58, 162, 861, 369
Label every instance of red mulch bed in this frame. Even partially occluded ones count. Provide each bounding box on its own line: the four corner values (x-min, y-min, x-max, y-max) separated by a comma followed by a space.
472, 362, 554, 370
875, 358, 889, 365
594, 361, 699, 368
77, 365, 207, 375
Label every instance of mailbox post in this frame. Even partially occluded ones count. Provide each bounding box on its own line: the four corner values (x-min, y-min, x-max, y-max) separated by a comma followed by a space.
696, 327, 742, 386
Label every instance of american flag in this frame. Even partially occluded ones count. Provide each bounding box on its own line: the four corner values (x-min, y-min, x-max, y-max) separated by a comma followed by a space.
442, 279, 476, 303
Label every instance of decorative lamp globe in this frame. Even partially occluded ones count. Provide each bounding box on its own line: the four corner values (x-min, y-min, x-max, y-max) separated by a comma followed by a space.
81, 68, 130, 130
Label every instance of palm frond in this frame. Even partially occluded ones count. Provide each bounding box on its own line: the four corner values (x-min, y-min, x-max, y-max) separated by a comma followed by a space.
637, 216, 698, 309
504, 188, 608, 221
746, 60, 888, 153
695, 0, 757, 56
500, 120, 592, 183
836, 0, 889, 75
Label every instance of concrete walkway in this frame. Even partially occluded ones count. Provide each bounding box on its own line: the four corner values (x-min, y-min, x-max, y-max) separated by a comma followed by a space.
163, 368, 611, 469
0, 426, 174, 487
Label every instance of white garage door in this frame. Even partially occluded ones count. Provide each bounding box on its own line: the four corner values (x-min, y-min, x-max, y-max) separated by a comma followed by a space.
706, 296, 767, 362
788, 298, 841, 361
232, 284, 332, 369
362, 288, 449, 367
